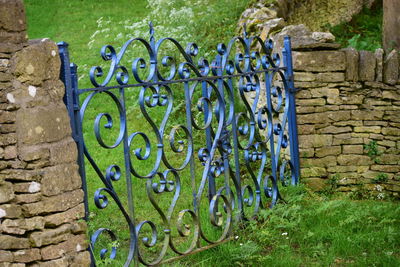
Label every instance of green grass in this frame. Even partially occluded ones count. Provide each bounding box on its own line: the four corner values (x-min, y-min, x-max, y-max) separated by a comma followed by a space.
176, 186, 400, 266
326, 1, 383, 51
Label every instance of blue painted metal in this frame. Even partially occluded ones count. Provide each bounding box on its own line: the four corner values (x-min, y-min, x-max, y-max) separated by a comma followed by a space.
58, 23, 300, 266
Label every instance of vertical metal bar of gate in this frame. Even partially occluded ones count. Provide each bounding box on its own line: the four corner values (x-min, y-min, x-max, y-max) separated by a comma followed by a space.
58, 42, 89, 220
283, 37, 300, 184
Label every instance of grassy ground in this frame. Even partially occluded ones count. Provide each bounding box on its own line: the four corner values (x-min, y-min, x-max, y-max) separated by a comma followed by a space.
24, 0, 400, 266
176, 186, 400, 266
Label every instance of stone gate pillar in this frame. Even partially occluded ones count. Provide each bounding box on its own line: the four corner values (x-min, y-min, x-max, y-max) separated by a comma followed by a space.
0, 0, 90, 265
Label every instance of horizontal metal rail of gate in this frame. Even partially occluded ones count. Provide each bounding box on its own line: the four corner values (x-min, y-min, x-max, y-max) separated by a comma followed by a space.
58, 23, 300, 266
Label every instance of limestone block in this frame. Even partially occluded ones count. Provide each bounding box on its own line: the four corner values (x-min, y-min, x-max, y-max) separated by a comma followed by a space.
18, 146, 50, 163
383, 50, 399, 85
351, 110, 384, 120
298, 111, 350, 124
0, 133, 16, 146
0, 204, 22, 219
293, 51, 345, 72
382, 90, 400, 100
352, 133, 369, 138
369, 134, 384, 140
0, 169, 42, 182
298, 134, 333, 148
273, 24, 339, 51
70, 251, 91, 267
318, 126, 351, 134
0, 0, 26, 32
0, 250, 13, 262
15, 193, 41, 204
299, 147, 315, 157
364, 98, 391, 106
303, 178, 327, 191
0, 235, 30, 250
41, 164, 81, 197
358, 50, 376, 81
336, 186, 355, 192
327, 165, 358, 172
337, 177, 360, 185
381, 127, 400, 136
0, 217, 44, 235
301, 156, 337, 167
315, 146, 341, 157
296, 89, 311, 98
364, 121, 388, 126
333, 120, 363, 127
22, 189, 84, 216
342, 145, 364, 154
338, 105, 358, 110
343, 47, 359, 81
362, 171, 394, 180
315, 72, 345, 82
354, 126, 381, 134
297, 125, 315, 134
337, 154, 372, 165
0, 43, 23, 53
12, 182, 41, 194
377, 154, 400, 165
301, 167, 327, 178
260, 18, 285, 40
0, 181, 14, 204
371, 165, 400, 173
297, 106, 316, 114
3, 146, 17, 160
374, 48, 384, 82
296, 98, 326, 106
315, 106, 339, 112
0, 111, 16, 124
31, 257, 69, 267
310, 87, 339, 99
29, 224, 72, 247
340, 94, 364, 105
11, 40, 61, 86
0, 124, 16, 134
16, 105, 71, 145
44, 204, 85, 227
377, 140, 396, 147
40, 234, 87, 261
12, 249, 41, 263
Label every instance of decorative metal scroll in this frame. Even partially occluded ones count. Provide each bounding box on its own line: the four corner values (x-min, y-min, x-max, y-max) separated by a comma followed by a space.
58, 22, 300, 266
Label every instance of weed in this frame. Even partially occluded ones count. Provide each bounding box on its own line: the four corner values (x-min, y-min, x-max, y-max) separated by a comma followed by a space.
364, 140, 381, 163
321, 173, 339, 196
373, 173, 389, 184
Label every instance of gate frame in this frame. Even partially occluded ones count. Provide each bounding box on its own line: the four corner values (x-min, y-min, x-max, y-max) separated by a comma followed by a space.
58, 24, 300, 266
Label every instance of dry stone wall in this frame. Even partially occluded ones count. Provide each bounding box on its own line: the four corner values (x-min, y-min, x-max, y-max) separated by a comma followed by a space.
0, 0, 90, 266
283, 27, 400, 198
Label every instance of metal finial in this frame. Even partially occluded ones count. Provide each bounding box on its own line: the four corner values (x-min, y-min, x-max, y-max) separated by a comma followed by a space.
149, 21, 154, 40
243, 23, 248, 38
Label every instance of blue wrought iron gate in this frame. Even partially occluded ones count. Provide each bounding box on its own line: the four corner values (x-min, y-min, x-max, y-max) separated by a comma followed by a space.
58, 23, 300, 266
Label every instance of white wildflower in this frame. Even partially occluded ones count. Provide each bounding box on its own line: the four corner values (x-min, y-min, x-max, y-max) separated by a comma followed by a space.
375, 185, 383, 192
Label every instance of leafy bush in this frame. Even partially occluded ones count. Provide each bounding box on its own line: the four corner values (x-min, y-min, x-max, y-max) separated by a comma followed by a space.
326, 1, 383, 51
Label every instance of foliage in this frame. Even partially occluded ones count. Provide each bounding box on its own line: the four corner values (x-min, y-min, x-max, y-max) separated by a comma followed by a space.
373, 173, 389, 184
364, 140, 381, 163
326, 1, 383, 51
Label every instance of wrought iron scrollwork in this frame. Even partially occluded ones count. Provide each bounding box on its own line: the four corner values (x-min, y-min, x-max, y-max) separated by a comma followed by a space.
58, 21, 300, 266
